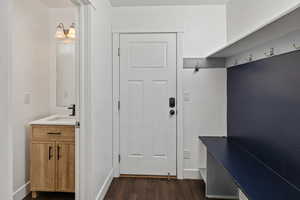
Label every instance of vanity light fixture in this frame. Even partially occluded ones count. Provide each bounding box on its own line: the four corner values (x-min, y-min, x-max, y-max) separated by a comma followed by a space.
55, 23, 76, 40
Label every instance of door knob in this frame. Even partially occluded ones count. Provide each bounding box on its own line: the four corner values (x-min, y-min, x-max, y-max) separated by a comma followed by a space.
169, 110, 176, 116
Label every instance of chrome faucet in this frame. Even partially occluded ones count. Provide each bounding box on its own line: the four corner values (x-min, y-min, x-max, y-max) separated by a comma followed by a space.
68, 104, 76, 116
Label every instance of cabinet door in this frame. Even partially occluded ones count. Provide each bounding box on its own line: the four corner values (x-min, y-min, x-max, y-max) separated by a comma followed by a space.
56, 142, 75, 192
31, 142, 56, 191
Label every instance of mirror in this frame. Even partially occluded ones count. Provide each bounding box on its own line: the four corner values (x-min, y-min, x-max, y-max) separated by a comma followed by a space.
56, 42, 76, 107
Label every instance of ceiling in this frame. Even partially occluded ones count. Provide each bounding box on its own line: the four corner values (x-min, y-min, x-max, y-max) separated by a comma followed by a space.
39, 0, 75, 8
110, 0, 228, 7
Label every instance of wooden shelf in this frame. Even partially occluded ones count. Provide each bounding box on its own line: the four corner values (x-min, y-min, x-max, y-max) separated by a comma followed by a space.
207, 4, 300, 58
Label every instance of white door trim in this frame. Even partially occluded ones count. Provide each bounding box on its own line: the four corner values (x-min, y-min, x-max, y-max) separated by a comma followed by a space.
78, 4, 92, 200
112, 32, 184, 179
71, 0, 92, 199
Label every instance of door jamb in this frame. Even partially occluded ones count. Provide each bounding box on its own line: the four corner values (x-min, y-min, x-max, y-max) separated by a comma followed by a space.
71, 0, 92, 199
112, 31, 184, 179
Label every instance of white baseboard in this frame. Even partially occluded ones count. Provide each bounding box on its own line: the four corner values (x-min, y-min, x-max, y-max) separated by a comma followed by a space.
13, 181, 30, 200
95, 168, 114, 200
183, 168, 202, 180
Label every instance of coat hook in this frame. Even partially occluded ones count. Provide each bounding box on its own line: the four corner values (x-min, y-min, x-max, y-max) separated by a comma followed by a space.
264, 48, 274, 57
234, 59, 239, 66
293, 43, 300, 50
194, 62, 200, 72
247, 54, 253, 62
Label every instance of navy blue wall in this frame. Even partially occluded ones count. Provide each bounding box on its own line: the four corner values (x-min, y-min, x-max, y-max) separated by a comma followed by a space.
228, 50, 300, 190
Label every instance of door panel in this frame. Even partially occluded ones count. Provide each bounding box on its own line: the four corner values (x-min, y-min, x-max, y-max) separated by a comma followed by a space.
128, 42, 168, 68
151, 80, 169, 158
31, 142, 56, 191
56, 142, 75, 192
120, 33, 177, 176
127, 80, 145, 157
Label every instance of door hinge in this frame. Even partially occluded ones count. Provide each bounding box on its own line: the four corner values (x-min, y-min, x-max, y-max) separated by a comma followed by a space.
118, 100, 120, 111
118, 48, 120, 56
75, 121, 80, 128
118, 154, 121, 163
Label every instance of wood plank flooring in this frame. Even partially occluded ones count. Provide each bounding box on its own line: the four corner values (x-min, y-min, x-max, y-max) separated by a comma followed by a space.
23, 192, 75, 200
24, 178, 231, 200
104, 178, 224, 200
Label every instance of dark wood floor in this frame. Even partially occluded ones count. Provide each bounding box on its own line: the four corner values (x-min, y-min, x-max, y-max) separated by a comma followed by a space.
24, 178, 230, 200
23, 192, 75, 200
104, 178, 223, 200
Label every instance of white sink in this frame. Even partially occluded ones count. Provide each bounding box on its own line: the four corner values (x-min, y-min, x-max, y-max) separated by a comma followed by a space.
47, 116, 75, 121
29, 115, 76, 126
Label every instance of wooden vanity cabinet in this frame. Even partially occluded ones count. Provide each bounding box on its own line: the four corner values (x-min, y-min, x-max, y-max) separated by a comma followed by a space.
56, 142, 75, 192
31, 141, 56, 192
30, 125, 75, 198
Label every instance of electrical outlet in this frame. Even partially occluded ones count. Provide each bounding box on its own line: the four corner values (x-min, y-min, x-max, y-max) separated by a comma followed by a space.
184, 150, 191, 159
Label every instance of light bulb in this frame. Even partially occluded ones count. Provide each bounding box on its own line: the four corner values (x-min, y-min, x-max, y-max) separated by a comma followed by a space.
67, 23, 76, 39
55, 23, 66, 40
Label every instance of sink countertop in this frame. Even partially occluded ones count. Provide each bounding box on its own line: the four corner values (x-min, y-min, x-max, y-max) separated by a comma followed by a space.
29, 115, 76, 126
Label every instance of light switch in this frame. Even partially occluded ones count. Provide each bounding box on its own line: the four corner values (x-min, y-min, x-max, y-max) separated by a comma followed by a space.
24, 93, 31, 105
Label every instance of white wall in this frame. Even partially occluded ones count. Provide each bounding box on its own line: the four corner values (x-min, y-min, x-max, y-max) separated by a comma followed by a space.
12, 0, 50, 197
0, 0, 13, 199
226, 0, 300, 42
88, 0, 113, 199
112, 5, 227, 57
49, 8, 77, 114
183, 69, 227, 179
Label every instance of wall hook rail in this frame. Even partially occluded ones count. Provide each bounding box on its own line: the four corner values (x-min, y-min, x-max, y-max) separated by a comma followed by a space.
264, 48, 275, 57
194, 62, 200, 72
293, 43, 300, 50
183, 58, 225, 69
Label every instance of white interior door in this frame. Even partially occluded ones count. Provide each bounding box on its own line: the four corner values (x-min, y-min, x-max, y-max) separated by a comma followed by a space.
120, 33, 177, 176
